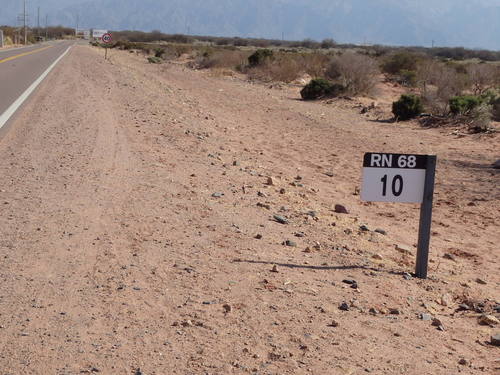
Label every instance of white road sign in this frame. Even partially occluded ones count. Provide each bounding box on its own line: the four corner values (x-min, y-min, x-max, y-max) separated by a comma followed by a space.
361, 153, 429, 203
92, 29, 108, 39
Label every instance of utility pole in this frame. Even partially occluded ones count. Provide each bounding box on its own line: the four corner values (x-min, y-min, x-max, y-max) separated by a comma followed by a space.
45, 14, 48, 40
37, 6, 40, 38
76, 13, 79, 37
22, 0, 28, 45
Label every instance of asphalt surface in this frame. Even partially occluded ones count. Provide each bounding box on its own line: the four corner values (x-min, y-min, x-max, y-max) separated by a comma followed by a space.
0, 41, 74, 130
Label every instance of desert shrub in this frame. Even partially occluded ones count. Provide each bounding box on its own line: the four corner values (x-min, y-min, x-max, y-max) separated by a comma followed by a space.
398, 69, 417, 87
468, 103, 492, 133
301, 53, 330, 77
392, 94, 424, 120
320, 38, 336, 49
247, 55, 302, 83
248, 49, 274, 67
300, 78, 345, 100
467, 64, 497, 95
325, 52, 379, 95
196, 49, 250, 69
449, 95, 483, 115
491, 97, 500, 121
382, 51, 420, 75
154, 48, 165, 58
147, 56, 162, 64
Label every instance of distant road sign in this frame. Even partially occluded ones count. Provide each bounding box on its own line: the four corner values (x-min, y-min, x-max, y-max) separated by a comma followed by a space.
361, 153, 428, 203
102, 33, 112, 44
92, 29, 108, 39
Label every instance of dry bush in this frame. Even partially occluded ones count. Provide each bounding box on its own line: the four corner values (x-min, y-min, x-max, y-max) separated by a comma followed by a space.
195, 49, 250, 69
300, 53, 330, 78
247, 55, 302, 83
467, 64, 498, 95
325, 52, 379, 95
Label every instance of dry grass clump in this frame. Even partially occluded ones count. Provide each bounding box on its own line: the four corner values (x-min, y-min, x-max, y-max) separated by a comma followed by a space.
247, 55, 302, 83
325, 52, 379, 95
194, 49, 251, 70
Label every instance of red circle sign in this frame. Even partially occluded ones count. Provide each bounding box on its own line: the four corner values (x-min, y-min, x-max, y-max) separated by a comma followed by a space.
102, 33, 112, 43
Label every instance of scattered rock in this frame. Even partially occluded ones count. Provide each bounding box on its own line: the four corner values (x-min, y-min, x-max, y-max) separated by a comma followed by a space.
420, 313, 433, 321
271, 265, 279, 273
369, 308, 378, 315
395, 244, 413, 255
440, 293, 454, 307
491, 334, 500, 346
457, 304, 471, 311
334, 204, 349, 214
374, 229, 387, 235
324, 171, 334, 177
443, 253, 456, 261
328, 320, 339, 327
266, 177, 274, 186
255, 234, 263, 239
359, 225, 370, 232
257, 202, 271, 210
232, 160, 240, 166
135, 369, 143, 375
478, 314, 499, 326
389, 308, 401, 315
475, 278, 487, 285
279, 188, 286, 194
372, 253, 383, 260
431, 318, 445, 330
458, 358, 468, 366
223, 304, 232, 314
492, 159, 500, 169
294, 232, 305, 238
339, 302, 350, 311
303, 247, 312, 253
273, 215, 289, 224
211, 192, 224, 198
283, 240, 297, 247
403, 272, 413, 280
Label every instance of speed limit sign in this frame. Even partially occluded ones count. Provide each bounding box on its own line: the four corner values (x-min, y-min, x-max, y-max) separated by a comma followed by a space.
361, 152, 437, 279
101, 33, 112, 44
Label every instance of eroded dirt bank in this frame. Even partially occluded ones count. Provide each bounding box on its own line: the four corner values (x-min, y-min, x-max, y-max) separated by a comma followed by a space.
0, 45, 498, 374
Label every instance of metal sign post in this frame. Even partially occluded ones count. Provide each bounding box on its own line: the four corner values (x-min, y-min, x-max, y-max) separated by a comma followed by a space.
101, 33, 112, 60
361, 153, 437, 279
415, 156, 436, 278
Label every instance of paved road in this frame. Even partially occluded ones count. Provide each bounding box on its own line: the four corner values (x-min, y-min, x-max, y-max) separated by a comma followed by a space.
0, 41, 74, 131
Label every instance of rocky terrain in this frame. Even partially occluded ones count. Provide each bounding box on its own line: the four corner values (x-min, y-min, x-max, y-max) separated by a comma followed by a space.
0, 45, 498, 374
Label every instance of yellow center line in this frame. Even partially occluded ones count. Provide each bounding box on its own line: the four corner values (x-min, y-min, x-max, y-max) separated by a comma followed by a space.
0, 45, 53, 64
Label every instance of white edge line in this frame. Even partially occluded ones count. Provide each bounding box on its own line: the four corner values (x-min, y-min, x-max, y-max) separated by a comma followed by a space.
0, 46, 72, 130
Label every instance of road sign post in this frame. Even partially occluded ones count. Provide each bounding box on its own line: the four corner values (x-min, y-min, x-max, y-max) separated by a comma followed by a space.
361, 153, 437, 279
101, 33, 112, 60
415, 155, 436, 278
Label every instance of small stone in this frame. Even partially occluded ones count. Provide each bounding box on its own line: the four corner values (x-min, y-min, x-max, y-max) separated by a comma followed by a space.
283, 240, 297, 247
389, 308, 401, 315
135, 369, 143, 375
457, 304, 470, 311
458, 358, 468, 366
372, 253, 383, 260
490, 334, 500, 346
440, 293, 453, 307
369, 307, 378, 315
395, 244, 412, 255
266, 177, 274, 186
475, 278, 487, 285
359, 225, 370, 232
492, 159, 500, 169
431, 318, 445, 330
374, 228, 387, 235
328, 320, 339, 327
271, 265, 279, 273
232, 160, 240, 166
420, 313, 433, 321
443, 253, 456, 261
478, 314, 499, 326
334, 204, 349, 214
303, 247, 312, 253
255, 234, 263, 239
324, 171, 334, 177
294, 232, 305, 237
339, 302, 350, 311
211, 192, 224, 198
273, 215, 289, 224
279, 188, 286, 194
342, 279, 357, 285
403, 272, 412, 280
223, 304, 232, 313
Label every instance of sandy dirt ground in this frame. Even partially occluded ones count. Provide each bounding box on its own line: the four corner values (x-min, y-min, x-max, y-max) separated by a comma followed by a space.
0, 45, 498, 375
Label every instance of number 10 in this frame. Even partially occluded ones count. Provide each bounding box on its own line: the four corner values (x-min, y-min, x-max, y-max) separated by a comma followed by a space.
381, 175, 403, 196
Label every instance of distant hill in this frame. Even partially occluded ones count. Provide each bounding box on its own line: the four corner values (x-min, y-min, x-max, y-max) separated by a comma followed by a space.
2, 0, 499, 50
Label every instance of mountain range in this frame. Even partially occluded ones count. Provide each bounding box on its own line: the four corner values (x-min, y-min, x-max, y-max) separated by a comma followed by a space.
1, 0, 499, 50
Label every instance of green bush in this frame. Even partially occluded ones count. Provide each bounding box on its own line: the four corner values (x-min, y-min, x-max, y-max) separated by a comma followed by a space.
392, 94, 424, 120
248, 49, 274, 67
147, 56, 162, 64
398, 69, 417, 87
382, 52, 419, 75
449, 95, 483, 115
300, 78, 345, 100
154, 48, 165, 58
